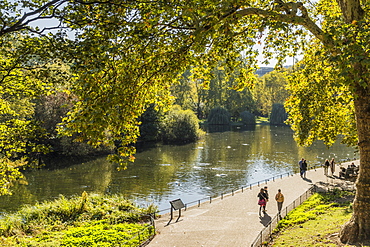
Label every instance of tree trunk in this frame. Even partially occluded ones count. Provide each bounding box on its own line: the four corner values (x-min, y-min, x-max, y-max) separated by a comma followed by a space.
340, 76, 370, 243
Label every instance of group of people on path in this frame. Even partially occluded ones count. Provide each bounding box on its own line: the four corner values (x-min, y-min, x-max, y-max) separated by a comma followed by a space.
324, 158, 336, 176
257, 157, 338, 217
257, 186, 284, 216
298, 157, 337, 177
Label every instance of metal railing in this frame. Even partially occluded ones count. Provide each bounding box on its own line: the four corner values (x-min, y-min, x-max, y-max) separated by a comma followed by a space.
155, 170, 299, 215
250, 185, 317, 247
120, 213, 156, 247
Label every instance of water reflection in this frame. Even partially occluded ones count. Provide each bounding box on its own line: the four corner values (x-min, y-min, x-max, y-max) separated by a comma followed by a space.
0, 125, 358, 213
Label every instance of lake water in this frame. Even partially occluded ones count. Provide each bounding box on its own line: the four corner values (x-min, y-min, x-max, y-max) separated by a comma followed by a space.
0, 125, 358, 213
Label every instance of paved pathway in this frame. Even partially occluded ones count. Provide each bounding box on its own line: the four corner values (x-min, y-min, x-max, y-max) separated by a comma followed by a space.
147, 166, 346, 247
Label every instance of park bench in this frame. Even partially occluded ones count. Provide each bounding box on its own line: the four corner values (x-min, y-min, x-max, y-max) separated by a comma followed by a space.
339, 166, 359, 179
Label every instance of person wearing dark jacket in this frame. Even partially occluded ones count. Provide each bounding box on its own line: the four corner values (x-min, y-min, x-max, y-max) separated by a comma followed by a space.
257, 188, 268, 216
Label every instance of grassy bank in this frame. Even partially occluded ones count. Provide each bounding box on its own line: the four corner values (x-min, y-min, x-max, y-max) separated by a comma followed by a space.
270, 190, 370, 247
0, 192, 157, 246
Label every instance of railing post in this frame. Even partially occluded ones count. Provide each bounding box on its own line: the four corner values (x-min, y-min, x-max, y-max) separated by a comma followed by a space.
260, 231, 263, 246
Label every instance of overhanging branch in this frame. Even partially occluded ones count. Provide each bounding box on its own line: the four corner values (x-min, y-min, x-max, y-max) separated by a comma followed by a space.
236, 6, 334, 49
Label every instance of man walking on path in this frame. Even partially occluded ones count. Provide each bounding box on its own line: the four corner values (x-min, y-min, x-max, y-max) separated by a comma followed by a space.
275, 189, 284, 215
264, 186, 269, 210
299, 158, 304, 177
301, 160, 308, 178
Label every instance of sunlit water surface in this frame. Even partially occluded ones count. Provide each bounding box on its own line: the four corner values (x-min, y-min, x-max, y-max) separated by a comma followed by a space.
0, 125, 358, 213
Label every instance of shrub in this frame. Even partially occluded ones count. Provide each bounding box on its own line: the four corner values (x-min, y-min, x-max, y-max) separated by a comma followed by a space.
161, 105, 204, 144
239, 111, 256, 125
207, 106, 231, 125
0, 192, 157, 246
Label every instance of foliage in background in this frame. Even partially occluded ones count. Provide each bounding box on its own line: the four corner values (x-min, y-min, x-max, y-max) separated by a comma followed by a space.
0, 192, 156, 246
254, 69, 290, 117
161, 105, 204, 144
138, 104, 163, 143
269, 103, 288, 126
172, 67, 257, 120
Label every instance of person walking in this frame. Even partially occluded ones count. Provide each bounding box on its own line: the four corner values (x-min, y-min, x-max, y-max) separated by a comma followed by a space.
264, 186, 269, 205
299, 158, 304, 177
324, 159, 330, 176
257, 188, 268, 216
301, 159, 308, 178
330, 158, 335, 176
275, 189, 284, 215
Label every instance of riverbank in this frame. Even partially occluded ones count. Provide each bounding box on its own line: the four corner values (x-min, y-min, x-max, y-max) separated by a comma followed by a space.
147, 165, 355, 247
0, 193, 156, 246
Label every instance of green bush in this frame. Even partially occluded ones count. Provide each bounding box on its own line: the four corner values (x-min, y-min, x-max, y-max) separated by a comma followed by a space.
239, 111, 256, 125
161, 105, 204, 144
207, 106, 231, 125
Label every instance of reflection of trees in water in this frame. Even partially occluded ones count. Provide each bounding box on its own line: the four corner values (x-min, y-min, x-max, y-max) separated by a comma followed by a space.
0, 157, 115, 213
204, 124, 256, 133
0, 126, 358, 213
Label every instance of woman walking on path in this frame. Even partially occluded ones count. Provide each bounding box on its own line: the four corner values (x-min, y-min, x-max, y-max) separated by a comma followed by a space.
330, 158, 335, 176
275, 189, 284, 215
324, 159, 330, 176
258, 188, 268, 216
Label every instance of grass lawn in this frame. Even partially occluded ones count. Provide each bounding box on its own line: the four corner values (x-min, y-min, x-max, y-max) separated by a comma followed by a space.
270, 191, 370, 247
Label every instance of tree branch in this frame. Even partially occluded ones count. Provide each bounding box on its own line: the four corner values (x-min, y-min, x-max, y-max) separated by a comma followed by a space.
0, 0, 68, 36
236, 6, 334, 49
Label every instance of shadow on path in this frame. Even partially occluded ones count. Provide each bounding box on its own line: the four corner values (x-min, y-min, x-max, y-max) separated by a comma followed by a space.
259, 213, 271, 227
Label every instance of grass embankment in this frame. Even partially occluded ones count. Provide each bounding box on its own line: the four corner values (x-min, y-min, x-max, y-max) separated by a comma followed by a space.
270, 190, 369, 247
0, 192, 157, 246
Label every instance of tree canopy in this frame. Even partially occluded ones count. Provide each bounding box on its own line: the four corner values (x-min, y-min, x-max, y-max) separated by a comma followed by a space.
1, 0, 370, 243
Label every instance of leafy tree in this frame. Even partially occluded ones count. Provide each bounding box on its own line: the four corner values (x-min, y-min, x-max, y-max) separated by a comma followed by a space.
138, 104, 162, 142
254, 69, 290, 116
270, 103, 288, 125
171, 70, 200, 113
1, 0, 370, 242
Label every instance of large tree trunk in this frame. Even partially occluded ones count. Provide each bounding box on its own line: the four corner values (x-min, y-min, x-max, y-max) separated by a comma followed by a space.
340, 75, 370, 243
